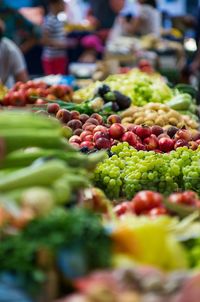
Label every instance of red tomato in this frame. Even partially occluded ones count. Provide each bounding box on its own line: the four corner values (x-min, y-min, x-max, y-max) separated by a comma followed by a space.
168, 191, 198, 206
148, 207, 168, 217
132, 191, 163, 215
114, 201, 132, 217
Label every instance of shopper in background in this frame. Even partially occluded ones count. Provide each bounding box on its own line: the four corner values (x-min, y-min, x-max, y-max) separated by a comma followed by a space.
0, 0, 41, 54
0, 19, 28, 85
88, 0, 125, 30
121, 0, 161, 37
42, 0, 70, 75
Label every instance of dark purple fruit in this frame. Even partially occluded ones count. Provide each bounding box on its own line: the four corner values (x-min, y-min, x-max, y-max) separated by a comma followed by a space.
167, 126, 179, 138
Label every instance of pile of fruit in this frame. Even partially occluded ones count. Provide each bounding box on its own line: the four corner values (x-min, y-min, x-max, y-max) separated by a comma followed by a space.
1, 67, 200, 302
114, 190, 200, 218
121, 102, 198, 129
1, 81, 73, 106
94, 142, 200, 199
67, 116, 200, 152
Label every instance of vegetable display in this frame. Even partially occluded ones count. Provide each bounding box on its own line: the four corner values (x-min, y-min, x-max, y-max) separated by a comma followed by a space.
0, 67, 200, 301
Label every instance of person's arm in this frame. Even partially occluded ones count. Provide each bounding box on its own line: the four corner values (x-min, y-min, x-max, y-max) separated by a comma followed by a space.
15, 70, 29, 83
121, 16, 143, 35
15, 11, 42, 53
10, 42, 29, 83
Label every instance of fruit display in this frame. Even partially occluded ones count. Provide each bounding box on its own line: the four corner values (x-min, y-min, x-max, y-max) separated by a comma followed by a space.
121, 102, 198, 129
73, 69, 174, 105
114, 190, 200, 218
1, 67, 200, 302
1, 81, 73, 106
94, 143, 200, 199
67, 116, 200, 152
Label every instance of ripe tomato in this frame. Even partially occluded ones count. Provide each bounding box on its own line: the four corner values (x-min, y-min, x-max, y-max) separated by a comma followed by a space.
148, 207, 168, 217
132, 191, 163, 215
114, 201, 133, 217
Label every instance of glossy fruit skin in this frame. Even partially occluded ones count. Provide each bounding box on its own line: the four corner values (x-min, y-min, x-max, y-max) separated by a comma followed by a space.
175, 129, 192, 142
151, 125, 164, 137
174, 139, 188, 149
135, 125, 152, 139
122, 131, 138, 147
47, 103, 60, 114
167, 126, 179, 138
93, 131, 109, 142
109, 123, 125, 139
80, 141, 95, 150
67, 119, 82, 130
114, 202, 132, 216
143, 134, 158, 151
79, 114, 89, 124
107, 114, 121, 124
168, 191, 198, 206
132, 191, 163, 215
56, 109, 71, 123
95, 137, 111, 149
93, 125, 108, 134
159, 137, 175, 152
147, 207, 168, 217
91, 113, 103, 124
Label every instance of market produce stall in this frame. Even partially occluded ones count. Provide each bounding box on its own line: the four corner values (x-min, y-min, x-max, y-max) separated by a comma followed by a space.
1, 67, 200, 301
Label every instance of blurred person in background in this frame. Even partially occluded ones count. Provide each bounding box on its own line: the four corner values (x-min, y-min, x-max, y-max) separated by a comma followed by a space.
0, 0, 41, 54
120, 0, 161, 37
42, 0, 77, 75
88, 0, 125, 30
0, 19, 28, 86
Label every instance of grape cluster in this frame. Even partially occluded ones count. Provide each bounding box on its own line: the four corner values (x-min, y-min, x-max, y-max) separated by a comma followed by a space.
94, 143, 200, 200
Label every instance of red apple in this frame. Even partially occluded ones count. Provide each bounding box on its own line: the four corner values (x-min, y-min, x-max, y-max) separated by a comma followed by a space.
174, 139, 189, 149
79, 114, 89, 124
56, 109, 71, 123
122, 131, 138, 147
93, 125, 108, 134
135, 125, 152, 139
93, 131, 109, 142
82, 123, 97, 132
135, 143, 146, 151
47, 103, 60, 114
67, 119, 82, 130
159, 137, 175, 152
69, 135, 81, 144
95, 137, 111, 149
91, 113, 103, 124
80, 141, 95, 150
175, 129, 192, 142
80, 131, 92, 141
84, 135, 94, 142
151, 125, 164, 137
143, 134, 159, 151
9, 91, 26, 107
86, 118, 99, 126
107, 114, 121, 124
109, 123, 125, 139
70, 110, 80, 120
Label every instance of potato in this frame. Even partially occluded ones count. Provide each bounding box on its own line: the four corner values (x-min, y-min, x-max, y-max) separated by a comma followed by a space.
169, 117, 178, 126
134, 117, 145, 124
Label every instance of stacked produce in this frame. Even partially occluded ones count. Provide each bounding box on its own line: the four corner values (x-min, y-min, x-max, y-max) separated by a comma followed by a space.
1, 81, 73, 106
121, 102, 198, 129
67, 117, 200, 152
73, 69, 174, 105
94, 143, 200, 199
0, 110, 105, 229
1, 67, 200, 301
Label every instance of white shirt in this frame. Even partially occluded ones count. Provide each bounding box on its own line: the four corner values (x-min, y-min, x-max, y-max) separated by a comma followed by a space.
137, 4, 161, 36
0, 37, 26, 85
